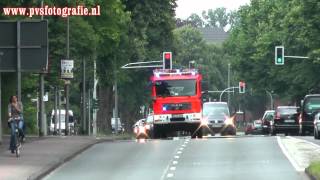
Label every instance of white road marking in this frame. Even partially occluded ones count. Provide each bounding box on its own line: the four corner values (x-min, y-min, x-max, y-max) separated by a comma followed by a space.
182, 144, 186, 147
177, 151, 182, 154
170, 166, 176, 171
173, 137, 179, 141
173, 161, 178, 165
276, 136, 304, 172
174, 155, 180, 159
167, 173, 174, 178
179, 147, 184, 150
287, 136, 320, 149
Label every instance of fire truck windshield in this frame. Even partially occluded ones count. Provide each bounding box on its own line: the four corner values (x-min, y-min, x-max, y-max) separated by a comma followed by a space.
155, 79, 196, 97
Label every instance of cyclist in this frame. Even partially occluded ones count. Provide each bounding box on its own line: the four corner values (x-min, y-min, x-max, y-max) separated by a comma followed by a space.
8, 95, 24, 154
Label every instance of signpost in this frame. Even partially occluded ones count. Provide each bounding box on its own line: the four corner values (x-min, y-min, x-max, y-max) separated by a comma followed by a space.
0, 20, 48, 139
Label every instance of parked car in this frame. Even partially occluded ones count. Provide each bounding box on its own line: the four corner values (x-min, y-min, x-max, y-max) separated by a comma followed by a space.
245, 120, 263, 135
299, 94, 320, 136
270, 106, 299, 136
314, 112, 320, 139
261, 110, 275, 134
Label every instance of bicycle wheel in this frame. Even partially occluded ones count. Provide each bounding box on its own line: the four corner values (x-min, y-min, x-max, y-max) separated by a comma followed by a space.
15, 130, 20, 157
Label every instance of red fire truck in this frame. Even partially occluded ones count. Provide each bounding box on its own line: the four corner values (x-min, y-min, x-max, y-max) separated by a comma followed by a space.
150, 69, 203, 138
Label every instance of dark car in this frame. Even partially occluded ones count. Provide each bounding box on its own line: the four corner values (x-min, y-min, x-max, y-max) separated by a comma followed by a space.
299, 94, 320, 136
261, 110, 275, 134
314, 112, 320, 139
270, 106, 299, 136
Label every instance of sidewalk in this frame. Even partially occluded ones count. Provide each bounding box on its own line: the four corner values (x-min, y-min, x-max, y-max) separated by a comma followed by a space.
0, 135, 122, 180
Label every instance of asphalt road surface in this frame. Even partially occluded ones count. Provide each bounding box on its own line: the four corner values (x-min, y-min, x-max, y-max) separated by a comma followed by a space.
44, 136, 308, 180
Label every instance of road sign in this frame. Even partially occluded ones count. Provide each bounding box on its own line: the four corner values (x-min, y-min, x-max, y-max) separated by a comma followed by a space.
61, 60, 74, 79
0, 20, 48, 72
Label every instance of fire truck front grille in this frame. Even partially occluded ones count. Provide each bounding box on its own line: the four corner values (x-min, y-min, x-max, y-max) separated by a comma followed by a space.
170, 117, 185, 122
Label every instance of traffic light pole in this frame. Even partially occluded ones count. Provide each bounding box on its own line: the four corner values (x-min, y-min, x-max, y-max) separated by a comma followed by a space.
284, 55, 309, 59
219, 87, 239, 102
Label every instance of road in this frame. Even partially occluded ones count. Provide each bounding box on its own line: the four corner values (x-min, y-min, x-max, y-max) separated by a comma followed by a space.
44, 136, 308, 180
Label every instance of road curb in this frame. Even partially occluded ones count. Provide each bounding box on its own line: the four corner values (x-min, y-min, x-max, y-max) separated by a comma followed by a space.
305, 167, 317, 180
27, 136, 132, 180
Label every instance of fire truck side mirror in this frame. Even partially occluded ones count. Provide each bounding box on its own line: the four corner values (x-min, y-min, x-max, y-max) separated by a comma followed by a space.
201, 90, 208, 95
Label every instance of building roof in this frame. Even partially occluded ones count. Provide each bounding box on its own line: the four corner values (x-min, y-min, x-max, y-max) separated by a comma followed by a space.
197, 27, 229, 43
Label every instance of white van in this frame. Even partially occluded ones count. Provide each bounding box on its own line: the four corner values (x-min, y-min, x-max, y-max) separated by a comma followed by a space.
49, 109, 74, 134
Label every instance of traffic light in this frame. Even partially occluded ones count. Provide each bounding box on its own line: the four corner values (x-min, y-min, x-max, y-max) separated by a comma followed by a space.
275, 46, 284, 65
239, 81, 245, 94
163, 52, 172, 69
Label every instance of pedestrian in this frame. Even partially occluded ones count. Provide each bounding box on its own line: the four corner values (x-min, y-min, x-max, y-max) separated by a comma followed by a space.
8, 95, 25, 154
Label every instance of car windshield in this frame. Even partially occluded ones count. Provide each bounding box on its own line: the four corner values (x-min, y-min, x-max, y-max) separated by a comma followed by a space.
203, 104, 230, 117
155, 79, 196, 97
264, 112, 274, 121
278, 108, 297, 115
304, 97, 320, 114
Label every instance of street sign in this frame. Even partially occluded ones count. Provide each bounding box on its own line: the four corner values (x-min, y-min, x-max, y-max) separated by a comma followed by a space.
61, 60, 74, 79
0, 20, 48, 72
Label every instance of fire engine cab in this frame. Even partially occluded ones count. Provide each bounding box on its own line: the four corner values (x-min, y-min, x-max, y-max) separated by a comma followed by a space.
150, 69, 203, 138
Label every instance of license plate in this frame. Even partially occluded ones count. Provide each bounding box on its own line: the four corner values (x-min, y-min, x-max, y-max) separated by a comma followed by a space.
284, 119, 295, 123
211, 124, 223, 127
172, 114, 183, 118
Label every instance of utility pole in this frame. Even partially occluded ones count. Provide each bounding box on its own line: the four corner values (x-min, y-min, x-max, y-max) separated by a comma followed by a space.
266, 90, 273, 110
114, 73, 118, 135
92, 60, 98, 136
227, 63, 231, 105
88, 88, 91, 136
39, 74, 45, 136
65, 10, 70, 136
0, 73, 2, 143
58, 90, 61, 135
54, 87, 58, 134
82, 58, 86, 134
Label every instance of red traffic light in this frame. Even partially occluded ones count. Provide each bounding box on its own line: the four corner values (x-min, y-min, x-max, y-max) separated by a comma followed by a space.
239, 81, 245, 93
164, 53, 171, 60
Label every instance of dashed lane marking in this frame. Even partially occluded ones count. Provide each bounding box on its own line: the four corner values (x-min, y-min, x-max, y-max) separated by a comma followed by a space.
167, 173, 174, 178
170, 167, 176, 171
173, 161, 178, 165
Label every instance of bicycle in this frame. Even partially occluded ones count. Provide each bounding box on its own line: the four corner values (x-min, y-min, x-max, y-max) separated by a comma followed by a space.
9, 118, 23, 157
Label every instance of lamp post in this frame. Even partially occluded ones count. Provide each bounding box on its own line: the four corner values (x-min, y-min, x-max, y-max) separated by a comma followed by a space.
266, 90, 273, 110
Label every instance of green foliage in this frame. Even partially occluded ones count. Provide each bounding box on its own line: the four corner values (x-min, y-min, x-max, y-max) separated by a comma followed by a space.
225, 0, 320, 108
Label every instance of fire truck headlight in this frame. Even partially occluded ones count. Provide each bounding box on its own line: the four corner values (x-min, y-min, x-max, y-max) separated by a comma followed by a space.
134, 127, 138, 134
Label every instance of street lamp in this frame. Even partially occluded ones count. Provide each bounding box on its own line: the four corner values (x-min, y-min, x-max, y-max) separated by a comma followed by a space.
266, 90, 273, 110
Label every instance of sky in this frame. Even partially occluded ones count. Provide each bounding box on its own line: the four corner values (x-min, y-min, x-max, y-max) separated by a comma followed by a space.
175, 0, 251, 19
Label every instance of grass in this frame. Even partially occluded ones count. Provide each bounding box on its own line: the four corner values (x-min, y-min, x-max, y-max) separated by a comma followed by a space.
307, 161, 320, 179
